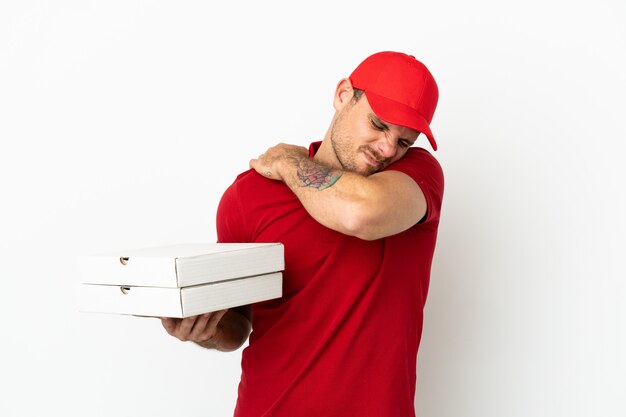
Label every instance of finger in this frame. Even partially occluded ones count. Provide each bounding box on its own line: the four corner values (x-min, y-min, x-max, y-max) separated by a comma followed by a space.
196, 310, 228, 341
250, 158, 268, 173
206, 310, 228, 338
189, 313, 212, 341
249, 159, 274, 179
161, 317, 179, 335
179, 316, 200, 340
208, 309, 228, 329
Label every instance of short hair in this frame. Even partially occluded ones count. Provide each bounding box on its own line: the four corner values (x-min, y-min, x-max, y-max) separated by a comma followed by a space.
352, 88, 365, 102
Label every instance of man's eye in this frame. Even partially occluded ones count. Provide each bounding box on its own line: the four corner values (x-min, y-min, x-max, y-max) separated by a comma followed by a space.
399, 140, 411, 148
369, 119, 385, 131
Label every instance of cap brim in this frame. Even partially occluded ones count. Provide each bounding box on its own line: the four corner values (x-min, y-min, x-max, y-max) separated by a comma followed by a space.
363, 90, 438, 151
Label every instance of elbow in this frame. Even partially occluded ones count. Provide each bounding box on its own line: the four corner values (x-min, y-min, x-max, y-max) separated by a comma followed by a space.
340, 206, 382, 241
351, 228, 383, 241
338, 200, 423, 241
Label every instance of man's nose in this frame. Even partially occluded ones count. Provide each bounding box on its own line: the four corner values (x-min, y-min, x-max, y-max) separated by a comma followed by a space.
375, 135, 397, 159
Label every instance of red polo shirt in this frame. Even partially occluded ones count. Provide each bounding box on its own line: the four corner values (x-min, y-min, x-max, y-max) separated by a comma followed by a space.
217, 142, 444, 417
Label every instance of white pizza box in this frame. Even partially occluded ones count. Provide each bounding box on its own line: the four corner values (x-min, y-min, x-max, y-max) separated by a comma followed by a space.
79, 243, 284, 288
78, 272, 282, 318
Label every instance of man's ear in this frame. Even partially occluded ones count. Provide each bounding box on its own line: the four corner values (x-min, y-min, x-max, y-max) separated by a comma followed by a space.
333, 78, 354, 111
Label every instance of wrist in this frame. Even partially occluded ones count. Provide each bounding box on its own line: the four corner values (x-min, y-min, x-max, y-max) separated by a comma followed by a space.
277, 152, 302, 183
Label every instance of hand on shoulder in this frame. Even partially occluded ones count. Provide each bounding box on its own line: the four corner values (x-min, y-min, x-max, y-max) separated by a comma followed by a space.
249, 143, 309, 181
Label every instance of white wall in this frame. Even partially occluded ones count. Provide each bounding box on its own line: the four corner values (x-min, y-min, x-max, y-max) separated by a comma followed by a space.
1, 1, 624, 416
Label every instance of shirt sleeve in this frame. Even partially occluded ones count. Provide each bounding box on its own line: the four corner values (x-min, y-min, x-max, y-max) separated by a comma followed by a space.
384, 147, 444, 225
216, 178, 249, 243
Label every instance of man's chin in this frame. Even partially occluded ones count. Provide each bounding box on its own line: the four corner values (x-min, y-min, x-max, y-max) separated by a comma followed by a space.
360, 152, 387, 174
339, 158, 381, 176
356, 165, 380, 176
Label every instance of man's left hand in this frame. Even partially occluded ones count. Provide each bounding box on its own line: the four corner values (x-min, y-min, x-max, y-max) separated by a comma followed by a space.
249, 143, 308, 181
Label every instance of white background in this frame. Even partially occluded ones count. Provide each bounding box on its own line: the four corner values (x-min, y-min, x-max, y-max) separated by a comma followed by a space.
1, 1, 625, 416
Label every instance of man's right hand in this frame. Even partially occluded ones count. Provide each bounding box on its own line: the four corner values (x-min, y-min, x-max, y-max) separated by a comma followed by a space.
161, 309, 228, 345
160, 307, 251, 352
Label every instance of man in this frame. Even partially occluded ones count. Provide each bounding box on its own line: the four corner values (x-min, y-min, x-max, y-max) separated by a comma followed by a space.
162, 51, 444, 416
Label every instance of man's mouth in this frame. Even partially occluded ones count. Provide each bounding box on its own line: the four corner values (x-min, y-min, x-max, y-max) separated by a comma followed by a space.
363, 151, 379, 167
362, 148, 387, 170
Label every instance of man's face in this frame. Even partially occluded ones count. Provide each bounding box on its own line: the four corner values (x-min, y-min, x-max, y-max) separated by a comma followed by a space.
330, 94, 420, 176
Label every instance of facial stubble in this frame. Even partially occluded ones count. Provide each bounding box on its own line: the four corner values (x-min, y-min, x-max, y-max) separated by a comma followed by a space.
329, 107, 389, 176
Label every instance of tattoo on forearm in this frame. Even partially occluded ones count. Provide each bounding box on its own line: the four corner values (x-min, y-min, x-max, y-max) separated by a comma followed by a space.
294, 159, 342, 190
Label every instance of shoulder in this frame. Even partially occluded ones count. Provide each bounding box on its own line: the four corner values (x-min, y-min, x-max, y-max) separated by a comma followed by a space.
217, 169, 302, 242
217, 170, 268, 242
230, 169, 261, 187
384, 147, 444, 225
219, 168, 297, 219
385, 147, 443, 186
223, 169, 288, 198
389, 147, 441, 169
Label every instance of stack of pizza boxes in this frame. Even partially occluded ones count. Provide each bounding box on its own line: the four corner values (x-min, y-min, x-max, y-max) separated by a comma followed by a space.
79, 243, 284, 318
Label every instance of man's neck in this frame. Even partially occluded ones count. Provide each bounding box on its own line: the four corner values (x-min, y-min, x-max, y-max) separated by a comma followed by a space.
312, 133, 342, 170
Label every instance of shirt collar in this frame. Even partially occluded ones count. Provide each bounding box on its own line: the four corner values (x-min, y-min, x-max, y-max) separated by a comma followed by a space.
308, 141, 322, 157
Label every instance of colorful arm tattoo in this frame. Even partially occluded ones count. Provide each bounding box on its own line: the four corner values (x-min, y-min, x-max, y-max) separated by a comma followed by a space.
294, 159, 342, 190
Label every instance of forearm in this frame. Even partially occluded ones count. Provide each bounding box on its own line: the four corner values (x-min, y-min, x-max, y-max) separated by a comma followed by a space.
250, 143, 426, 240
276, 155, 376, 237
194, 309, 251, 352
